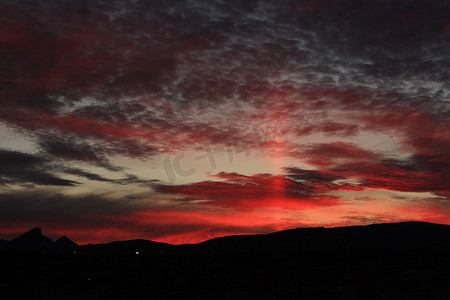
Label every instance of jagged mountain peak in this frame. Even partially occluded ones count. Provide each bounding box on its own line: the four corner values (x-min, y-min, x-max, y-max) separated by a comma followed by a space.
24, 227, 42, 236
55, 235, 78, 248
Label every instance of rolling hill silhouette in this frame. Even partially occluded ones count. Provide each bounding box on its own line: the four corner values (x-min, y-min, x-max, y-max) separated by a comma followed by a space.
195, 221, 450, 253
2, 221, 448, 254
1, 222, 449, 299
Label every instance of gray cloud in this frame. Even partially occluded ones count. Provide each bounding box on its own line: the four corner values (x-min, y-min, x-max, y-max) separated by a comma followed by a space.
0, 0, 448, 242
0, 0, 447, 160
0, 149, 78, 187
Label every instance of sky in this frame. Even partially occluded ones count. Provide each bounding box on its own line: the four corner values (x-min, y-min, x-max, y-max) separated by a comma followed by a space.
0, 0, 449, 244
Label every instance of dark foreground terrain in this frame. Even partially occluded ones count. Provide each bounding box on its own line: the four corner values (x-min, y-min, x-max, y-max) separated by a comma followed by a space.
1, 222, 449, 299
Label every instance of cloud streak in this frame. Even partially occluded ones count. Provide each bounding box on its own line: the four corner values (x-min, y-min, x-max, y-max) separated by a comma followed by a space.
0, 0, 448, 243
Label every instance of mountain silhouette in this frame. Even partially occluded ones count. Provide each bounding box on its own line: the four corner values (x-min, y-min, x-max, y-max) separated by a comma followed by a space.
10, 227, 53, 251
194, 221, 450, 254
0, 227, 78, 253
1, 222, 449, 299
0, 239, 8, 248
53, 235, 79, 252
1, 222, 449, 254
81, 239, 172, 255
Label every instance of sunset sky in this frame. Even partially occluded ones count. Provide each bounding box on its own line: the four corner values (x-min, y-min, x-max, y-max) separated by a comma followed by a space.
0, 0, 449, 244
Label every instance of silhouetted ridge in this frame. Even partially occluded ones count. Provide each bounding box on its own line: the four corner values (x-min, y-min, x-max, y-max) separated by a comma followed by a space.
0, 228, 80, 253
1, 222, 448, 255
24, 227, 42, 236
11, 227, 53, 251
54, 235, 78, 251
195, 221, 450, 254
81, 239, 172, 255
1, 222, 449, 299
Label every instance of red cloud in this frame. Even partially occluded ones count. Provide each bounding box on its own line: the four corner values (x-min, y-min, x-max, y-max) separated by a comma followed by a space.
331, 161, 448, 193
296, 142, 377, 166
155, 172, 347, 210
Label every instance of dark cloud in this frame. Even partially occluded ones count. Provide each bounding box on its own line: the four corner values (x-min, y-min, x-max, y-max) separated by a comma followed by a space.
0, 190, 137, 224
37, 136, 112, 168
36, 134, 158, 170
62, 168, 114, 183
331, 159, 448, 193
286, 156, 449, 194
0, 0, 447, 162
296, 142, 378, 166
0, 147, 156, 188
0, 0, 448, 168
0, 149, 78, 186
112, 173, 159, 187
284, 167, 343, 183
